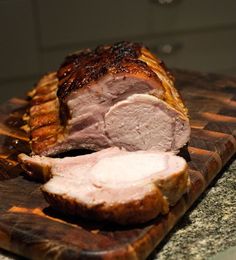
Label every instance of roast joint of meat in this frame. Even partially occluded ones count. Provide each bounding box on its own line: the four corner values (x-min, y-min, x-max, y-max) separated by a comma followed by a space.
19, 41, 191, 225
26, 41, 190, 156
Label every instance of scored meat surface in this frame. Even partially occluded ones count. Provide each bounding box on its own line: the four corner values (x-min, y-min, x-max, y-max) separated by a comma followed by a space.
19, 148, 189, 225
26, 41, 190, 156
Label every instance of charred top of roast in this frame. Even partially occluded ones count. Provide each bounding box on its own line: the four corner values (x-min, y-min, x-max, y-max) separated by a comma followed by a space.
57, 41, 162, 101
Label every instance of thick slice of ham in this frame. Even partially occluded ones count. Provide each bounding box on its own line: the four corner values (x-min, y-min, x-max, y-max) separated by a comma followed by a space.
19, 148, 189, 225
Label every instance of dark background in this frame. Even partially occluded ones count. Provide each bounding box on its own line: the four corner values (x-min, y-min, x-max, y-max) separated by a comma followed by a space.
0, 0, 236, 103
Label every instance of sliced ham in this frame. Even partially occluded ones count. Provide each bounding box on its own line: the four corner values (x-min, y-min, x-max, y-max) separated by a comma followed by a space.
19, 148, 189, 225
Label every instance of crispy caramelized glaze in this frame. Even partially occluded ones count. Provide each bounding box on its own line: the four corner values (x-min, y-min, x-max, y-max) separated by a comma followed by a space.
57, 41, 187, 116
57, 42, 160, 101
26, 72, 64, 155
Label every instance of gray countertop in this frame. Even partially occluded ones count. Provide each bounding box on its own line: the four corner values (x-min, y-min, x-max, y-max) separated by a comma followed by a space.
0, 159, 235, 260
150, 157, 236, 260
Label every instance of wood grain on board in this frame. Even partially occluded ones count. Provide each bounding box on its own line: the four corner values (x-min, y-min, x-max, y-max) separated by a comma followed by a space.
0, 69, 235, 259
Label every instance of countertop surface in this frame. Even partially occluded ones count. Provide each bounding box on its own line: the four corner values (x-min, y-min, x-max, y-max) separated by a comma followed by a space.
0, 158, 235, 260
150, 157, 236, 260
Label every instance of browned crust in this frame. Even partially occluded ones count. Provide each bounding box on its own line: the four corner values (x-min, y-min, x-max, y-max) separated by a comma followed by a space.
29, 112, 59, 130
41, 164, 189, 225
25, 72, 63, 155
41, 184, 169, 225
57, 41, 188, 117
57, 42, 156, 100
18, 154, 52, 182
26, 42, 189, 155
156, 164, 190, 205
139, 48, 188, 117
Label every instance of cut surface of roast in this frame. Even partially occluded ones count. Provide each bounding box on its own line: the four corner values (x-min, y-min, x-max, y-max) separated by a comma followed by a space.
26, 41, 190, 156
19, 148, 189, 225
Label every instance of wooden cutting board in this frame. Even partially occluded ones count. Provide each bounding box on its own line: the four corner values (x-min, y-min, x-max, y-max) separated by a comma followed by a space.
0, 70, 235, 260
